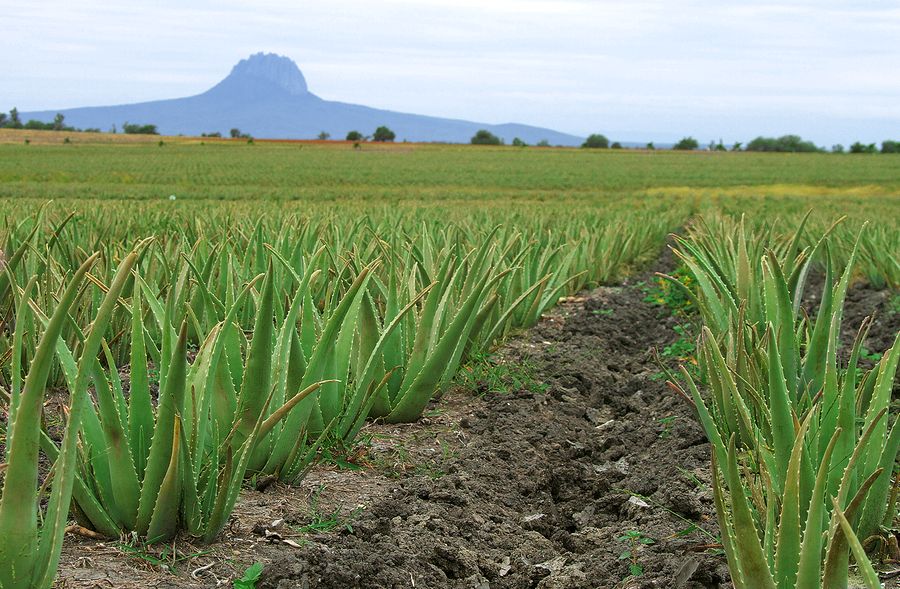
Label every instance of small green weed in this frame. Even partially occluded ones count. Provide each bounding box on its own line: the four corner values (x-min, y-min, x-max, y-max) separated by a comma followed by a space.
292, 486, 359, 535
617, 530, 655, 577
643, 265, 695, 316
888, 294, 900, 315
676, 466, 708, 492
849, 346, 885, 382
658, 415, 678, 438
317, 437, 365, 472
457, 353, 548, 396
859, 347, 883, 363
661, 325, 695, 361
115, 537, 210, 573
234, 562, 263, 589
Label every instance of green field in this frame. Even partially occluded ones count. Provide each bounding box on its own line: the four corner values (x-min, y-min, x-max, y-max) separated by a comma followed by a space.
0, 139, 897, 588
2, 142, 900, 202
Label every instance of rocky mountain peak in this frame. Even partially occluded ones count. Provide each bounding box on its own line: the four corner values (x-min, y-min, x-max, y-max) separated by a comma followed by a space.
226, 52, 309, 95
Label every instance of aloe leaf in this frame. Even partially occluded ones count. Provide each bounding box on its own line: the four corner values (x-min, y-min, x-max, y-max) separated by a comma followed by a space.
774, 413, 813, 589
6, 275, 38, 460
767, 327, 796, 494
135, 322, 187, 536
92, 355, 141, 530
725, 435, 777, 589
0, 253, 98, 587
830, 499, 881, 589
795, 427, 841, 589
231, 262, 275, 453
145, 418, 183, 544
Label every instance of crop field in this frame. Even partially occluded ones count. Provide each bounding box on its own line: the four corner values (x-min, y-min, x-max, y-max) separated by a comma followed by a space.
0, 135, 897, 588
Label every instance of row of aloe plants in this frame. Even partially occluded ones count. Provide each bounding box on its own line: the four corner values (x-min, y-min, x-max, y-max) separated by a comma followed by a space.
0, 203, 680, 391
667, 215, 899, 588
0, 204, 684, 588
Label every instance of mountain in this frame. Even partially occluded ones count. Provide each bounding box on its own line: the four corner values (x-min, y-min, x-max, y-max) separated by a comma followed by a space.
21, 53, 584, 145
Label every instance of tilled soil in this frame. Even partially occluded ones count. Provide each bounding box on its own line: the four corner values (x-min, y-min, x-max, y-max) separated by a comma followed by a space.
258, 261, 731, 589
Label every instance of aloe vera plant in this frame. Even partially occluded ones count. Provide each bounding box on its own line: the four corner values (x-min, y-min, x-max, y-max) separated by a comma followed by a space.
43, 263, 329, 543
671, 223, 899, 588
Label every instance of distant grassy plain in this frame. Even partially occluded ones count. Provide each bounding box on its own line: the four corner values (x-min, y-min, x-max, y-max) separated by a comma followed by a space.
1, 129, 899, 205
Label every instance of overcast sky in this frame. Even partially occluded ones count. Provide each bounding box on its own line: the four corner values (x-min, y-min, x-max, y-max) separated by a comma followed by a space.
3, 0, 899, 144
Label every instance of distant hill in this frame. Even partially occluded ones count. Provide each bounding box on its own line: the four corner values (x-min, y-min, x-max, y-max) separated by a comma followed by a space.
21, 53, 584, 146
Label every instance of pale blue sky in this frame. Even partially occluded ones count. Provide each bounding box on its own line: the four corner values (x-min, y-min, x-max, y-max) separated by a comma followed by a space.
2, 0, 899, 144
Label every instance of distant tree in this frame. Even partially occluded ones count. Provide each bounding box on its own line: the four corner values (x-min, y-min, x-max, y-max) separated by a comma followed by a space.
512, 137, 528, 147
731, 142, 743, 151
83, 128, 100, 133
24, 120, 51, 130
471, 129, 502, 145
228, 128, 252, 139
123, 122, 159, 135
0, 113, 6, 127
673, 137, 699, 150
317, 131, 331, 140
849, 141, 877, 154
881, 140, 900, 153
8, 108, 22, 129
714, 139, 727, 151
536, 139, 551, 147
581, 134, 609, 149
611, 141, 623, 149
201, 132, 222, 138
832, 144, 845, 153
745, 135, 820, 152
52, 113, 65, 131
110, 124, 117, 134
646, 142, 655, 150
346, 130, 364, 141
372, 126, 396, 142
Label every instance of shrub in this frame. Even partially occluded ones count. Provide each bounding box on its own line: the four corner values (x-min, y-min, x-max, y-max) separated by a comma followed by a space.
581, 134, 609, 149
850, 142, 877, 154
745, 135, 820, 152
881, 140, 900, 153
123, 122, 159, 135
6, 108, 23, 129
471, 130, 502, 145
673, 137, 699, 150
372, 126, 396, 142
